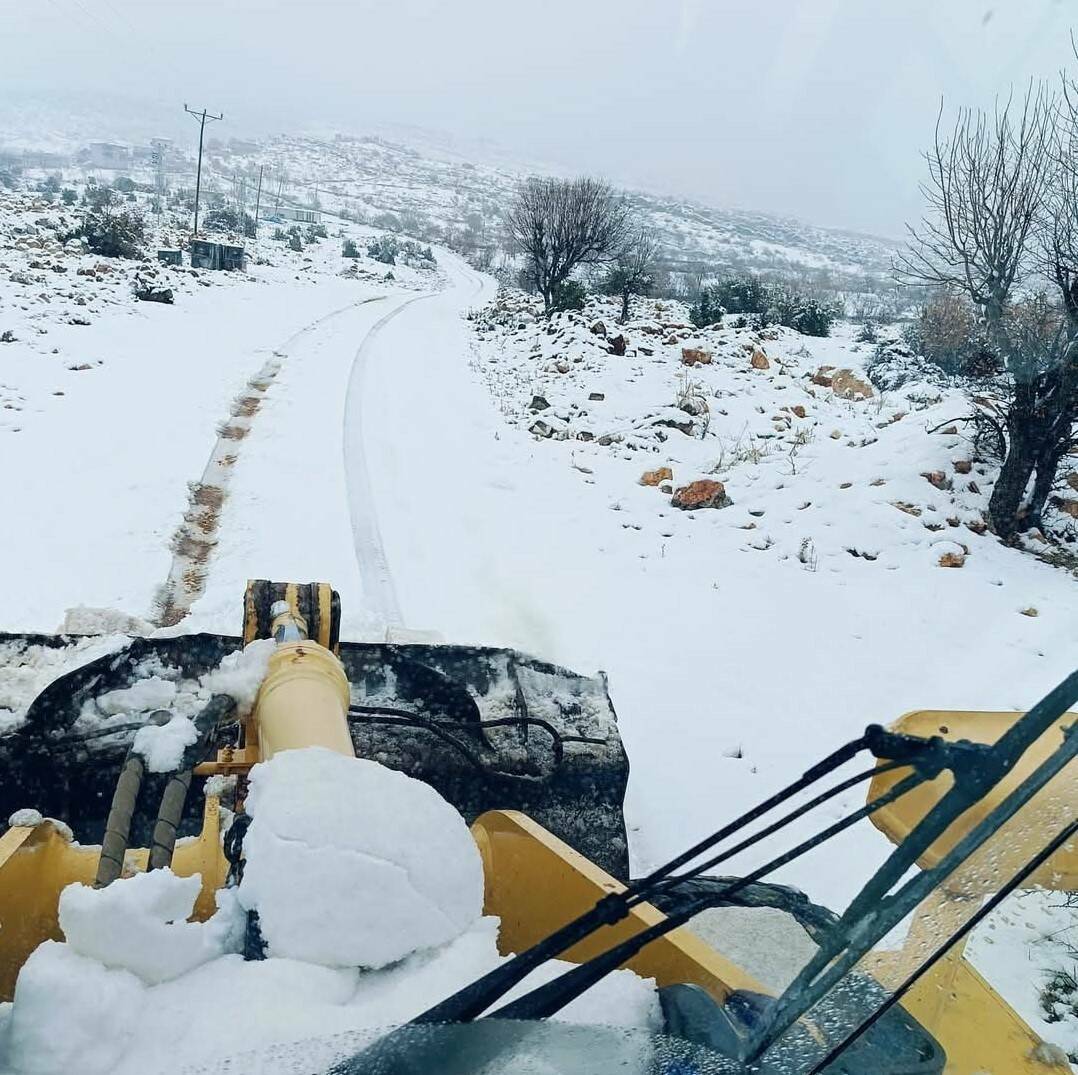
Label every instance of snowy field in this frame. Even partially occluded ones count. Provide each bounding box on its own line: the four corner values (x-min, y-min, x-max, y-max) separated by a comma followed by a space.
0, 180, 1076, 1068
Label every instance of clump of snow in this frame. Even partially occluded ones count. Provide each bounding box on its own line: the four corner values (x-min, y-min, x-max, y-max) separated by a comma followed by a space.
58, 606, 153, 636
238, 748, 484, 968
201, 637, 276, 715
6, 809, 42, 829
96, 675, 178, 717
131, 714, 199, 772
4, 811, 73, 841
203, 773, 237, 799
58, 869, 244, 985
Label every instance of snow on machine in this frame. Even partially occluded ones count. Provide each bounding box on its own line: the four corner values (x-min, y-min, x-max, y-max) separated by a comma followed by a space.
0, 580, 1074, 1074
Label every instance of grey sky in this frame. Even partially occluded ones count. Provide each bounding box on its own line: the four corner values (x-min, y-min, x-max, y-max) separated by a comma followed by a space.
1, 0, 1073, 236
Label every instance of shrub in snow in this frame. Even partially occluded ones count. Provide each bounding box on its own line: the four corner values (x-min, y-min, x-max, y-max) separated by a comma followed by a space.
687, 286, 725, 328
550, 278, 587, 313
342, 238, 359, 258
238, 748, 484, 968
74, 192, 146, 259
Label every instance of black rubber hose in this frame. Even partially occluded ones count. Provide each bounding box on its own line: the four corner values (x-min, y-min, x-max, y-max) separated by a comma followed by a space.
147, 694, 235, 872
94, 750, 146, 888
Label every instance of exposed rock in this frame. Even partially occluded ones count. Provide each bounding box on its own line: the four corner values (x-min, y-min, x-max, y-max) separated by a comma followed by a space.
529, 419, 555, 438
681, 347, 712, 367
529, 394, 550, 412
1055, 498, 1078, 519
1066, 471, 1078, 492
640, 467, 673, 487
1020, 607, 1039, 617
967, 481, 981, 495
671, 479, 732, 511
790, 405, 807, 418
590, 320, 607, 337
966, 518, 987, 535
659, 482, 673, 494
750, 349, 770, 370
830, 369, 874, 400
953, 460, 972, 475
576, 431, 594, 442
938, 551, 966, 568
608, 335, 627, 356
812, 371, 833, 388
135, 285, 174, 304
588, 392, 605, 401
893, 502, 922, 517
922, 471, 951, 491
940, 425, 958, 436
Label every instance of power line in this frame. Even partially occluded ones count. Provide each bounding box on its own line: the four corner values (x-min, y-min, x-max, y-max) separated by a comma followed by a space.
184, 105, 223, 237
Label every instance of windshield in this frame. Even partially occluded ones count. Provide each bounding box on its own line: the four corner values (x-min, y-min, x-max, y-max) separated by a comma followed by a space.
0, 5, 1075, 1075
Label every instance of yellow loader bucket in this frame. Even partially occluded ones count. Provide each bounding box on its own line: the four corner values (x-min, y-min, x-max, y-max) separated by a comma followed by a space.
0, 796, 228, 1002
869, 709, 1077, 894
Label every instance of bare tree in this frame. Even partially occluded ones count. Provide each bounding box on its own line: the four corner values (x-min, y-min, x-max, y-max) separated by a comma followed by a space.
604, 229, 659, 322
898, 83, 1078, 538
506, 177, 632, 314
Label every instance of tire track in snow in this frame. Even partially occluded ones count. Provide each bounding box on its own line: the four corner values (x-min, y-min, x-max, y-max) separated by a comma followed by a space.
153, 297, 385, 628
343, 258, 487, 633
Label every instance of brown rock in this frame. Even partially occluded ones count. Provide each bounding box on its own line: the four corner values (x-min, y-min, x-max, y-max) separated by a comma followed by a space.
750, 349, 770, 370
1057, 498, 1078, 519
954, 460, 972, 475
922, 471, 951, 490
938, 551, 966, 568
681, 347, 713, 366
812, 372, 833, 388
590, 320, 607, 337
1066, 471, 1078, 492
608, 334, 627, 356
790, 405, 807, 418
893, 502, 922, 517
966, 518, 987, 535
830, 369, 874, 400
940, 425, 958, 435
640, 466, 673, 487
671, 479, 732, 511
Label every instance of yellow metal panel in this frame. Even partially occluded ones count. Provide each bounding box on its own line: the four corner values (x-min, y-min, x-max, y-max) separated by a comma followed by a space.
471, 808, 767, 1001
0, 797, 228, 1002
870, 947, 1070, 1074
868, 710, 1077, 894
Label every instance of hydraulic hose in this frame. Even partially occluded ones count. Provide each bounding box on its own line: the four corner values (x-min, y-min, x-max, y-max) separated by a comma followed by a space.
94, 708, 175, 887
147, 694, 236, 872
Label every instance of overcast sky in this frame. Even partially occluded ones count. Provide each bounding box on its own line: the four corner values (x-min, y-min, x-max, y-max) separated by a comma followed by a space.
1, 0, 1073, 236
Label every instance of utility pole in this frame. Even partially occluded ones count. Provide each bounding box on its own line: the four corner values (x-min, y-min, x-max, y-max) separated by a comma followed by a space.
253, 165, 263, 238
184, 104, 223, 238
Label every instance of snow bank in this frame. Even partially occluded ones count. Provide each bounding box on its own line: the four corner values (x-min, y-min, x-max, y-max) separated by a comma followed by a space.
0, 634, 128, 732
238, 748, 484, 968
7, 942, 144, 1075
131, 714, 199, 772
58, 869, 244, 985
